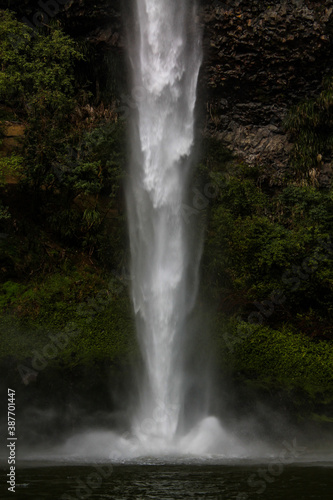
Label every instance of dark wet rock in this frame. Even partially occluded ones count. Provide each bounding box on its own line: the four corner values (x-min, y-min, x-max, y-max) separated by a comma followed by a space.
3, 0, 333, 178
201, 0, 333, 176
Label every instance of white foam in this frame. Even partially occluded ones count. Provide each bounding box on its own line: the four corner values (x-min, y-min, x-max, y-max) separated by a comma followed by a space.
126, 0, 203, 443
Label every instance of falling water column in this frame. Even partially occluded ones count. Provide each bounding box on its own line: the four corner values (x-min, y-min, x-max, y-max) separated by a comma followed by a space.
126, 0, 202, 447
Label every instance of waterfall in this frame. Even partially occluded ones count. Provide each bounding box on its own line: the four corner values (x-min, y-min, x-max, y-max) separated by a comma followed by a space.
39, 0, 246, 462
126, 0, 203, 446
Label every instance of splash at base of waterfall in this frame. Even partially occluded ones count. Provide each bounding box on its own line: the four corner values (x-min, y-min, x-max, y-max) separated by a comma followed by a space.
21, 417, 275, 462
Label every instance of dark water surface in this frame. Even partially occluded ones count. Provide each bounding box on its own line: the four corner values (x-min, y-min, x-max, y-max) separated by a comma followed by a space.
1, 461, 333, 500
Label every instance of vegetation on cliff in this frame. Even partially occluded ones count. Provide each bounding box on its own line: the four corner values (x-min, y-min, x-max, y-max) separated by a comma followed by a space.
0, 7, 333, 420
199, 138, 333, 416
0, 11, 132, 376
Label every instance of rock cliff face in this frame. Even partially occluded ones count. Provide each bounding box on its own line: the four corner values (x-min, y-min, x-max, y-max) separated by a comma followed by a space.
202, 0, 333, 173
3, 0, 333, 175
64, 0, 333, 176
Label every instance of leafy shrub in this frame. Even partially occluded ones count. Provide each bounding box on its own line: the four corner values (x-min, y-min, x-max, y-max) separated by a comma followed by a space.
285, 74, 333, 177
0, 10, 83, 191
203, 161, 333, 338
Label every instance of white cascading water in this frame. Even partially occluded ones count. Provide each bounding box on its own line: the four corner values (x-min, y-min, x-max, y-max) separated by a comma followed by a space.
126, 0, 203, 447
20, 0, 259, 462
22, 0, 272, 463
43, 0, 249, 460
17, 0, 316, 463
18, 0, 286, 463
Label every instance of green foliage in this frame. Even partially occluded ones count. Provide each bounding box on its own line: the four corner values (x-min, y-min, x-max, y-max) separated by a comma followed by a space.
1, 7, 332, 418
0, 10, 82, 108
47, 206, 104, 251
0, 153, 24, 220
285, 74, 333, 176
0, 10, 83, 190
58, 121, 125, 196
0, 153, 23, 185
0, 267, 135, 365
47, 121, 126, 253
214, 314, 333, 411
0, 11, 125, 258
203, 161, 333, 338
0, 204, 10, 220
0, 280, 26, 309
236, 324, 333, 402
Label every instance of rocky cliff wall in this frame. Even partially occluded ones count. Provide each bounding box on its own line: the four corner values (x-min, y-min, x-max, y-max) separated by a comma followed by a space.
3, 0, 333, 177
63, 0, 333, 178
202, 0, 333, 175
